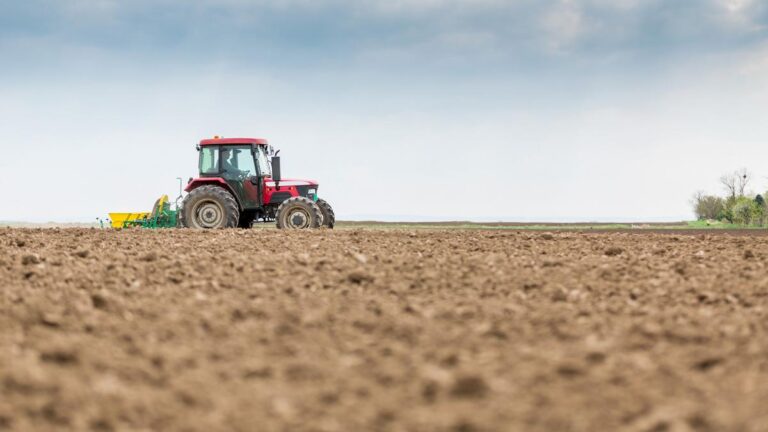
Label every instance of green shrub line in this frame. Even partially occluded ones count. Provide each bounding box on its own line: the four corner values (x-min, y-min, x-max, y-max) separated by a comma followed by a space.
692, 192, 768, 228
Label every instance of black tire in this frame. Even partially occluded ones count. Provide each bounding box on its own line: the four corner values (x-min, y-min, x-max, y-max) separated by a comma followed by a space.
180, 185, 239, 229
316, 199, 335, 229
276, 197, 323, 229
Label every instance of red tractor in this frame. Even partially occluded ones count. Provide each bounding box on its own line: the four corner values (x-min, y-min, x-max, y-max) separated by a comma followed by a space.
180, 137, 334, 229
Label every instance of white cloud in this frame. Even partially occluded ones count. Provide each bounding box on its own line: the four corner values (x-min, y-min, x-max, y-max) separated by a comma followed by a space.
721, 0, 754, 13
717, 0, 766, 32
541, 0, 587, 53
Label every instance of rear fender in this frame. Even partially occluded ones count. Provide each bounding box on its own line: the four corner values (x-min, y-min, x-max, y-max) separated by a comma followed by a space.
185, 178, 242, 210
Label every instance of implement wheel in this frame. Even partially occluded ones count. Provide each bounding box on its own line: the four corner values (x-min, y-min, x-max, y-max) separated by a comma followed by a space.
316, 198, 335, 229
276, 197, 323, 229
180, 185, 239, 229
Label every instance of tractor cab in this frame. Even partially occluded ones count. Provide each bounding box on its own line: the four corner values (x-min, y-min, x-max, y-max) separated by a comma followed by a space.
195, 138, 275, 210
181, 137, 334, 229
197, 137, 273, 179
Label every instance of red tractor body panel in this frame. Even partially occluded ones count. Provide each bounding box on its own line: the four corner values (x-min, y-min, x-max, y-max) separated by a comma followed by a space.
262, 178, 318, 204
184, 177, 229, 193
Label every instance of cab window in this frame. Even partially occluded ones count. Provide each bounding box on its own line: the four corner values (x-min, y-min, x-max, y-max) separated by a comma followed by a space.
200, 147, 219, 175
221, 146, 257, 178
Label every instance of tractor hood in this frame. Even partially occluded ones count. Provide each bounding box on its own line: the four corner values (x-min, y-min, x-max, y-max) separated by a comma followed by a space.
262, 178, 320, 205
265, 178, 318, 187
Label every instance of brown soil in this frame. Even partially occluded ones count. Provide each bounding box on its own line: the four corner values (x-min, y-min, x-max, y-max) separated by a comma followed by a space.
567, 229, 768, 236
2, 228, 768, 432
338, 221, 691, 227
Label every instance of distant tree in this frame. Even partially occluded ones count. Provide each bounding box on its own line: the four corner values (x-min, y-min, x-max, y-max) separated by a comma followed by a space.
718, 206, 734, 223
720, 168, 752, 199
693, 170, 762, 224
755, 195, 766, 226
763, 191, 768, 214
731, 197, 758, 226
737, 168, 751, 197
692, 193, 725, 220
720, 173, 738, 199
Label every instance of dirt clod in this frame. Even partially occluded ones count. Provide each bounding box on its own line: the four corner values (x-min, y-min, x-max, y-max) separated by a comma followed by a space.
40, 349, 78, 365
140, 251, 158, 262
450, 375, 489, 399
21, 254, 41, 265
347, 270, 375, 284
40, 312, 63, 327
352, 252, 368, 264
90, 293, 109, 310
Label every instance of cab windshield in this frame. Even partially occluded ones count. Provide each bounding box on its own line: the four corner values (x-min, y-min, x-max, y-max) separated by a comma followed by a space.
255, 146, 272, 177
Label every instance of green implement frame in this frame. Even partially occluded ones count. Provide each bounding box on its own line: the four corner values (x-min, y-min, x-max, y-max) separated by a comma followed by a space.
123, 196, 178, 229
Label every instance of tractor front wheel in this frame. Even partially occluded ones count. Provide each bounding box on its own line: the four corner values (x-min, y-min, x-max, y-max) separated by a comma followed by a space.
316, 198, 335, 229
180, 185, 239, 229
276, 197, 323, 229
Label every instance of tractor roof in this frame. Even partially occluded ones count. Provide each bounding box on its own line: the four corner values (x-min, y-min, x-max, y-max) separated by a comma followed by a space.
199, 137, 269, 146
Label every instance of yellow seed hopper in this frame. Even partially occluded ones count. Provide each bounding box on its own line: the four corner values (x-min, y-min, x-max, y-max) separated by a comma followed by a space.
108, 212, 150, 229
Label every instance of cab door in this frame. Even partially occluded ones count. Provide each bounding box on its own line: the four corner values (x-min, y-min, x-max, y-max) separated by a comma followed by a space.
220, 146, 260, 209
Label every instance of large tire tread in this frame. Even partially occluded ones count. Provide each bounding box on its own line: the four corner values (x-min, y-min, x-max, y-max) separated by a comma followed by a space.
276, 197, 323, 229
180, 185, 239, 229
316, 198, 335, 229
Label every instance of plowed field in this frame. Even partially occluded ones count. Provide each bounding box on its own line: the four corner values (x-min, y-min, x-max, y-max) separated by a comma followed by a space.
2, 228, 768, 431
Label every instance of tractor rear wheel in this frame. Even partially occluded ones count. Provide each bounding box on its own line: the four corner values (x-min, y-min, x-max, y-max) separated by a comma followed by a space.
180, 185, 239, 229
316, 199, 335, 229
276, 197, 323, 229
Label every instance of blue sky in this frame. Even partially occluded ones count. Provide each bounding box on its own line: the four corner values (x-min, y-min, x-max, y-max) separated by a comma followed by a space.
2, 0, 768, 222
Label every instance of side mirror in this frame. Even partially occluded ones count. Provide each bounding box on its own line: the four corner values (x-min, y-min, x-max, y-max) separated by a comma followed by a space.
249, 176, 259, 185
271, 156, 281, 184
